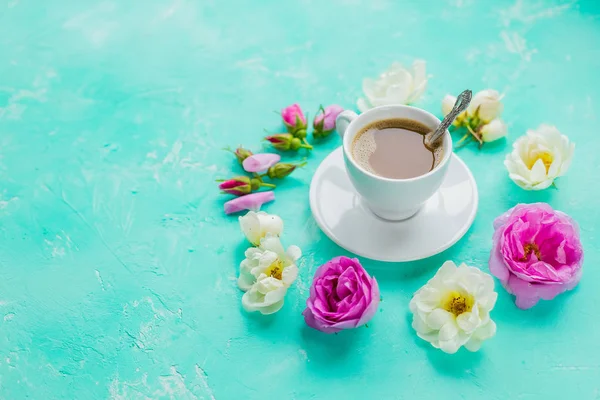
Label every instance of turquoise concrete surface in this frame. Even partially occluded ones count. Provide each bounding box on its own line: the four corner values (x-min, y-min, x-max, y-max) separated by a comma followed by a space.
1, 0, 599, 398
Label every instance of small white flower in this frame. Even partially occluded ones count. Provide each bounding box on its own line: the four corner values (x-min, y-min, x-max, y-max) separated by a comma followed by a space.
480, 119, 508, 142
504, 124, 574, 190
409, 261, 497, 354
357, 60, 427, 112
467, 89, 504, 123
238, 234, 301, 315
239, 211, 283, 246
441, 94, 467, 126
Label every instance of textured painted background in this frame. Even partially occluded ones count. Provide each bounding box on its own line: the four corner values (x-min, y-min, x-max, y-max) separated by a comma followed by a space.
1, 0, 599, 398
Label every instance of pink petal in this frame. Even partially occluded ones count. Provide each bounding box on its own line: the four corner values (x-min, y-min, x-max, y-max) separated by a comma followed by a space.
224, 191, 275, 215
242, 153, 281, 173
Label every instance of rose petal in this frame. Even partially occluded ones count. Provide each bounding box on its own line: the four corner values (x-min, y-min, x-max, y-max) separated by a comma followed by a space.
242, 153, 281, 173
224, 191, 275, 214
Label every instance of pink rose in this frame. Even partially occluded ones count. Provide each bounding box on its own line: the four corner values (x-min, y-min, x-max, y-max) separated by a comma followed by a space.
489, 203, 584, 309
281, 104, 307, 135
313, 105, 344, 138
303, 256, 380, 333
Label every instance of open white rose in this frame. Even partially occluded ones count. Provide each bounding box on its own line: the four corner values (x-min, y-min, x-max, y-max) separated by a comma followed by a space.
467, 89, 504, 123
480, 119, 507, 142
357, 60, 427, 112
239, 211, 283, 246
410, 261, 497, 354
504, 124, 574, 190
238, 234, 301, 314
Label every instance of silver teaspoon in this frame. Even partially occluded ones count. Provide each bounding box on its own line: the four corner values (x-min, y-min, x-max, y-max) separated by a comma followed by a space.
426, 89, 472, 148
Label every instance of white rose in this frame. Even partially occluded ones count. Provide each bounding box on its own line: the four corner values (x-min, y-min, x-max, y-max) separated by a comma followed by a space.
409, 261, 497, 354
238, 234, 301, 315
504, 124, 574, 190
480, 119, 507, 142
441, 94, 467, 126
357, 60, 427, 112
467, 89, 504, 123
239, 211, 283, 246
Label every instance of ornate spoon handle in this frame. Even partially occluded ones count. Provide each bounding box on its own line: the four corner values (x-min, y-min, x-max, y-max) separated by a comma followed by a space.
426, 89, 472, 147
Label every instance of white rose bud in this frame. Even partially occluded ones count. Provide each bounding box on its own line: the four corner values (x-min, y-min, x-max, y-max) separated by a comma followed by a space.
468, 89, 504, 123
480, 119, 507, 142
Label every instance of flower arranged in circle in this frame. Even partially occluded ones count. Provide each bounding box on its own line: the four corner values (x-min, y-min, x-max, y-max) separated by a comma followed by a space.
239, 211, 283, 246
504, 124, 574, 190
442, 89, 507, 147
410, 261, 497, 354
489, 203, 583, 309
238, 233, 302, 314
313, 104, 344, 139
303, 256, 379, 333
357, 60, 427, 112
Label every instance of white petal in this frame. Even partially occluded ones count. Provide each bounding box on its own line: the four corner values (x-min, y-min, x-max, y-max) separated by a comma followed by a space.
286, 245, 302, 261
237, 270, 256, 291
412, 312, 434, 335
464, 338, 482, 352
281, 264, 298, 287
412, 287, 442, 312
259, 234, 285, 255
439, 320, 459, 342
439, 337, 461, 354
480, 119, 507, 142
529, 158, 548, 183
473, 319, 497, 340
362, 78, 379, 102
357, 97, 372, 113
531, 178, 554, 191
456, 311, 481, 334
239, 211, 261, 245
426, 308, 453, 330
441, 95, 457, 116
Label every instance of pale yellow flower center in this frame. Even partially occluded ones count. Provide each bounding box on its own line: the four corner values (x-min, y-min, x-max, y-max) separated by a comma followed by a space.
442, 291, 474, 316
265, 259, 284, 280
527, 151, 553, 172
520, 243, 541, 261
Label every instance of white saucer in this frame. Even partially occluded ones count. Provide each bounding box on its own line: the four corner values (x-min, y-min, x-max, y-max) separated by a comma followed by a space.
309, 147, 478, 262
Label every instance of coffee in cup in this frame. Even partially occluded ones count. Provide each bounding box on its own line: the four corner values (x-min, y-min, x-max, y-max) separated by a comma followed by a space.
351, 118, 443, 179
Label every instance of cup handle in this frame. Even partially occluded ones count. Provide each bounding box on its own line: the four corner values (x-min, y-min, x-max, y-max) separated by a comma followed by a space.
336, 110, 358, 139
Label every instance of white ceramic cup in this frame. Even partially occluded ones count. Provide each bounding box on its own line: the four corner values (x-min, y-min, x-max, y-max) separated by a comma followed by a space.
336, 105, 452, 221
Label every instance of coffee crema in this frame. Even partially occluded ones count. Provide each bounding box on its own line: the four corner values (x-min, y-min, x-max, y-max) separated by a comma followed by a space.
351, 118, 444, 179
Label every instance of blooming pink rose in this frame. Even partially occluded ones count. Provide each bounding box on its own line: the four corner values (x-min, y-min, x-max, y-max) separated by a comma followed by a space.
281, 103, 306, 132
489, 203, 583, 309
313, 105, 344, 138
224, 191, 275, 215
303, 256, 380, 333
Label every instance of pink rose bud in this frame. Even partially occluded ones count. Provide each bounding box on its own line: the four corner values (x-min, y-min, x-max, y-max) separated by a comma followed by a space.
218, 176, 252, 196
218, 176, 275, 196
313, 105, 344, 139
267, 161, 306, 179
242, 153, 281, 173
281, 103, 307, 138
224, 191, 275, 215
489, 203, 583, 309
224, 146, 253, 164
265, 134, 312, 151
303, 256, 380, 333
